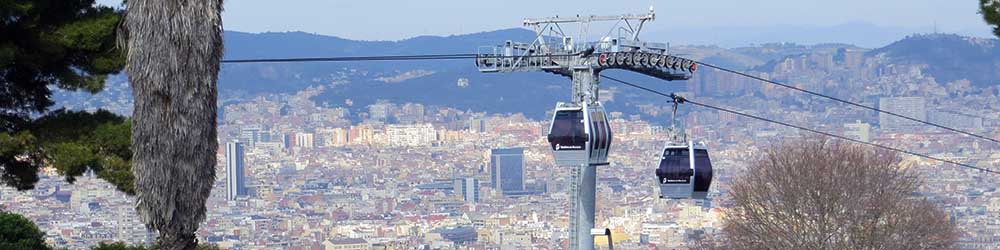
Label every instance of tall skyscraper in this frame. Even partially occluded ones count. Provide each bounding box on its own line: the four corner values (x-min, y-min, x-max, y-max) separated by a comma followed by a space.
879, 97, 926, 129
226, 142, 247, 200
490, 148, 524, 195
454, 178, 480, 203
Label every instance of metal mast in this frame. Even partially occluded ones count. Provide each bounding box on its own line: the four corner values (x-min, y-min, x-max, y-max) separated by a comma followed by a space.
476, 7, 695, 250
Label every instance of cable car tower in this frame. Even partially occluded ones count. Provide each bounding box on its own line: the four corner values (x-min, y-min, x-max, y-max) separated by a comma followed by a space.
476, 7, 696, 250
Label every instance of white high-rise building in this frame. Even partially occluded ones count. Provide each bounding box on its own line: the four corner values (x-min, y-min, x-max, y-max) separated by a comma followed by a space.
386, 124, 436, 147
844, 120, 872, 143
295, 132, 315, 148
879, 97, 926, 129
226, 142, 247, 200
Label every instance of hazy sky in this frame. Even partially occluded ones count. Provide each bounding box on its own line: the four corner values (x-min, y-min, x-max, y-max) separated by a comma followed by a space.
97, 0, 992, 42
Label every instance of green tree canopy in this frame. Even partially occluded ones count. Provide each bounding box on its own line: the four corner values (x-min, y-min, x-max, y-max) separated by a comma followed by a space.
0, 210, 51, 250
0, 109, 134, 194
982, 0, 1000, 37
91, 242, 147, 250
1, 0, 124, 121
0, 1, 133, 194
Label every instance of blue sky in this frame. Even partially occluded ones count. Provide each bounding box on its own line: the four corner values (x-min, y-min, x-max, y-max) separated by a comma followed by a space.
97, 0, 994, 46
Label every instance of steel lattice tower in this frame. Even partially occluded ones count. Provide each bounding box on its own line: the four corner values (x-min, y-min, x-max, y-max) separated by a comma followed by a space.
476, 7, 695, 250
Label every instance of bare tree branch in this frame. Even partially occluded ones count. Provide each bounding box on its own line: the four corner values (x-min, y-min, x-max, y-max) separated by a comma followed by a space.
704, 138, 957, 250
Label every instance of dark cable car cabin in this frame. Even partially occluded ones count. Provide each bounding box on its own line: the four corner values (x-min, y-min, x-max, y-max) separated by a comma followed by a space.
656, 141, 713, 199
547, 102, 613, 166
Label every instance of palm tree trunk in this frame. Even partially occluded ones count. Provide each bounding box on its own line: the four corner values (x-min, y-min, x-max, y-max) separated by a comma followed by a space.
123, 1, 223, 250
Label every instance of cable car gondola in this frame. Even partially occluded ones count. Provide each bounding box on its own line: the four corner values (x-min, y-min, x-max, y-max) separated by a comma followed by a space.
655, 96, 713, 199
547, 101, 612, 166
656, 140, 713, 199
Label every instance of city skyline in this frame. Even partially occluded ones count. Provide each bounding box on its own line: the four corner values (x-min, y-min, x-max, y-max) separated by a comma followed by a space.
4, 2, 1000, 249
13, 78, 1000, 248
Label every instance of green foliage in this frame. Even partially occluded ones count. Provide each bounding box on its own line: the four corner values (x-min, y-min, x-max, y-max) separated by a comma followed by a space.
95, 154, 135, 194
0, 211, 51, 250
982, 0, 1000, 37
0, 110, 135, 194
0, 1, 133, 195
46, 142, 97, 182
91, 242, 146, 250
0, 0, 124, 117
0, 131, 43, 190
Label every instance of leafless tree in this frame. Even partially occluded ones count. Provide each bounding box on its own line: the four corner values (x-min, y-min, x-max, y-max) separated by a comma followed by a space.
122, 1, 223, 249
700, 138, 956, 250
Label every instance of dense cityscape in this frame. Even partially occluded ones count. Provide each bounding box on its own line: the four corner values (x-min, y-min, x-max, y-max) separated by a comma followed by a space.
3, 34, 1000, 249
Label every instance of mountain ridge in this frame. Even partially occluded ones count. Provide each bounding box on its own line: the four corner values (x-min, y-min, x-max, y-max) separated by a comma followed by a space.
56, 29, 998, 119
869, 33, 1000, 87
217, 30, 1000, 119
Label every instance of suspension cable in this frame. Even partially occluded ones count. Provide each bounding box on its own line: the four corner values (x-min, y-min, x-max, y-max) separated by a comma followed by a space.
223, 52, 997, 147
221, 53, 582, 64
601, 75, 1000, 175
690, 60, 1000, 145
221, 54, 478, 63
216, 52, 999, 174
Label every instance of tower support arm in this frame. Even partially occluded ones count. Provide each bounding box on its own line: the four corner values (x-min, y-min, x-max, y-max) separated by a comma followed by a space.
524, 11, 654, 26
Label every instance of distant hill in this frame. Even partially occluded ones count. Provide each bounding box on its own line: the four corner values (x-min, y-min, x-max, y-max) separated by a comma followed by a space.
54, 29, 1000, 119
649, 22, 929, 49
212, 31, 1000, 119
219, 29, 693, 118
220, 29, 538, 93
868, 34, 1000, 87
